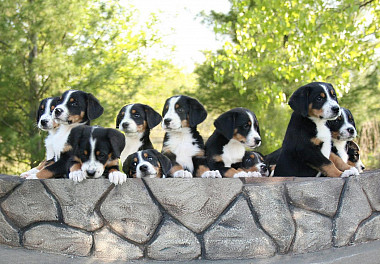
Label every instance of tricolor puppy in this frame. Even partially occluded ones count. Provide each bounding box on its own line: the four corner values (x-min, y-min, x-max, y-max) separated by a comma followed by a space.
123, 149, 172, 178
161, 95, 220, 178
68, 125, 126, 184
347, 141, 365, 173
116, 103, 162, 164
274, 82, 358, 177
242, 151, 269, 177
21, 96, 60, 178
27, 90, 104, 179
205, 108, 262, 178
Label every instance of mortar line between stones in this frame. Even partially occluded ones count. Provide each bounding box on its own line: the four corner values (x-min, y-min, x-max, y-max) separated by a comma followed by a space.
40, 180, 64, 223
93, 183, 115, 220
332, 177, 349, 247
0, 197, 22, 246
0, 179, 24, 204
350, 211, 380, 244
283, 183, 297, 254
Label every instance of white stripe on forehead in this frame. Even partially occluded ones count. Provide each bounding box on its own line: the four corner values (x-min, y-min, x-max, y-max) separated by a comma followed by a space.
44, 98, 53, 116
137, 151, 143, 162
60, 90, 77, 106
122, 104, 134, 121
342, 109, 348, 123
89, 127, 98, 162
246, 111, 254, 128
167, 96, 180, 114
320, 83, 332, 100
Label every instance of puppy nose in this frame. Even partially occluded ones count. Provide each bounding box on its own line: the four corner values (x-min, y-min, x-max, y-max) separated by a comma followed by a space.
54, 108, 63, 117
86, 170, 96, 177
361, 165, 365, 170
347, 127, 355, 134
255, 138, 261, 145
122, 123, 129, 129
164, 118, 172, 126
40, 119, 48, 126
331, 106, 340, 114
139, 165, 148, 172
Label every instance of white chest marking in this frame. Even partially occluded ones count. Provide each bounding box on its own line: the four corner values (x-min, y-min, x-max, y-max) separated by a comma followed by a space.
221, 139, 246, 167
52, 123, 80, 161
333, 139, 349, 162
312, 118, 331, 159
120, 133, 143, 164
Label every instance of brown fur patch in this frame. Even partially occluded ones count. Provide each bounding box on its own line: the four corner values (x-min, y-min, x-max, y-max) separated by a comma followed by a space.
181, 119, 189, 128
143, 152, 148, 158
175, 104, 179, 109
320, 163, 342, 177
170, 164, 184, 175
308, 103, 323, 118
330, 90, 334, 96
68, 111, 85, 123
331, 131, 340, 139
213, 155, 223, 162
132, 109, 136, 114
137, 121, 147, 133
70, 163, 82, 172
233, 133, 246, 143
70, 98, 74, 102
84, 150, 88, 156
41, 105, 45, 110
329, 153, 351, 171
310, 137, 322, 146
36, 169, 54, 179
195, 165, 210, 177
224, 168, 241, 178
62, 144, 73, 153
320, 92, 326, 98
36, 160, 48, 170
96, 151, 100, 156
347, 160, 355, 166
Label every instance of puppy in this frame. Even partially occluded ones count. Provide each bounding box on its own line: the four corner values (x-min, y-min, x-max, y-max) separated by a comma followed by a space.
264, 148, 282, 176
205, 108, 262, 178
242, 151, 269, 177
27, 90, 104, 179
161, 95, 220, 178
346, 141, 365, 173
123, 149, 172, 178
273, 82, 358, 177
21, 97, 60, 178
116, 103, 162, 164
68, 125, 127, 185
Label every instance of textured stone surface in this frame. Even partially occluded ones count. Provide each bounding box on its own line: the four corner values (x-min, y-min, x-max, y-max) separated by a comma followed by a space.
360, 170, 380, 211
94, 227, 143, 260
0, 211, 19, 247
145, 178, 242, 233
204, 198, 276, 260
292, 207, 332, 254
245, 184, 295, 253
334, 177, 372, 247
286, 178, 344, 217
23, 223, 92, 256
147, 219, 201, 260
1, 180, 58, 227
100, 179, 162, 244
0, 175, 22, 198
44, 179, 111, 231
354, 214, 380, 243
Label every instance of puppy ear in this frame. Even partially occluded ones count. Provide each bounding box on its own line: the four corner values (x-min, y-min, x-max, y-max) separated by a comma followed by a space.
143, 105, 162, 129
36, 100, 43, 124
115, 107, 124, 129
214, 111, 236, 140
107, 128, 125, 158
122, 153, 133, 177
67, 125, 86, 151
288, 85, 310, 117
151, 149, 172, 177
86, 93, 104, 121
187, 97, 207, 127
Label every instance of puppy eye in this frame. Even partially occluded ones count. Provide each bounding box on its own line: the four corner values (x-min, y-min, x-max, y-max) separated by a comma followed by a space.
132, 162, 137, 167
316, 96, 323, 102
70, 101, 78, 106
147, 156, 153, 161
243, 123, 251, 129
176, 108, 184, 113
133, 113, 140, 118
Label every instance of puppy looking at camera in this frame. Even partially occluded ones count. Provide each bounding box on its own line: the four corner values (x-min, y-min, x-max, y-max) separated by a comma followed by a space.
116, 103, 162, 164
205, 108, 262, 178
161, 95, 221, 178
274, 82, 358, 177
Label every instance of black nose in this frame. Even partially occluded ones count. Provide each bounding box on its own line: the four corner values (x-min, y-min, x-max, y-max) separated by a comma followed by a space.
86, 170, 96, 177
139, 165, 148, 172
40, 119, 48, 126
164, 118, 172, 126
347, 127, 355, 134
122, 123, 129, 129
331, 106, 340, 114
255, 138, 261, 145
54, 108, 63, 117
361, 165, 365, 170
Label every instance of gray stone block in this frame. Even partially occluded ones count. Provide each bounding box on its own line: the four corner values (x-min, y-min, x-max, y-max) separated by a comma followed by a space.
286, 178, 344, 217
334, 177, 372, 247
147, 219, 201, 260
291, 207, 332, 254
1, 180, 58, 227
100, 179, 161, 244
0, 175, 23, 198
245, 184, 294, 253
0, 210, 19, 247
204, 197, 276, 260
145, 178, 242, 233
354, 214, 380, 243
94, 227, 143, 260
23, 223, 92, 256
44, 179, 111, 231
360, 171, 380, 211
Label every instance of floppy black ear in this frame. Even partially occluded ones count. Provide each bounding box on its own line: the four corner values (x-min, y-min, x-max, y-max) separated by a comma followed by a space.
86, 93, 104, 121
122, 154, 134, 177
288, 85, 310, 117
67, 125, 87, 152
143, 105, 162, 129
151, 149, 172, 177
187, 97, 207, 127
107, 128, 125, 158
214, 111, 236, 140
36, 100, 44, 124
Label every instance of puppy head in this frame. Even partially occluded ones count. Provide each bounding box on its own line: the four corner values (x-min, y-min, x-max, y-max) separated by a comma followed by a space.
347, 141, 365, 173
242, 151, 269, 176
116, 103, 162, 135
53, 90, 104, 125
71, 126, 125, 179
289, 82, 341, 120
327, 108, 357, 141
123, 149, 172, 178
162, 95, 207, 131
214, 108, 261, 148
36, 97, 60, 131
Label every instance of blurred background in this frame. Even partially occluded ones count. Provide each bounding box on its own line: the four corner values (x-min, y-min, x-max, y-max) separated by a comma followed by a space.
0, 0, 379, 175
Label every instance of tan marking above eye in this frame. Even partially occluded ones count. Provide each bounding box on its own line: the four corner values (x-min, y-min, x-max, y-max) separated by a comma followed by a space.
320, 93, 326, 98
175, 104, 179, 109
96, 151, 100, 156
250, 154, 255, 158
330, 90, 334, 96
132, 109, 136, 114
133, 157, 138, 162
165, 105, 169, 109
50, 106, 55, 111
338, 116, 342, 120
84, 150, 88, 155
41, 105, 45, 110
143, 152, 148, 158
70, 98, 74, 102
260, 157, 264, 161
121, 112, 125, 115
248, 121, 252, 125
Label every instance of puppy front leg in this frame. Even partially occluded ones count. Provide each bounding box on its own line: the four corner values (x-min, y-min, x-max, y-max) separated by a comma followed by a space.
193, 156, 221, 178
68, 158, 86, 182
329, 153, 359, 176
106, 159, 126, 185
163, 151, 192, 178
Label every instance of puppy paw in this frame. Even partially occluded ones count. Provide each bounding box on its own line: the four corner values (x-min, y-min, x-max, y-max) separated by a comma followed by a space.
247, 171, 262, 177
26, 174, 38, 179
233, 171, 251, 178
201, 170, 222, 178
69, 170, 86, 182
340, 167, 359, 178
109, 171, 127, 185
173, 170, 193, 178
20, 168, 40, 178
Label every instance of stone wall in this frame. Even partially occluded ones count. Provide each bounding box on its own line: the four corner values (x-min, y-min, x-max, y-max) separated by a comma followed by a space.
0, 170, 380, 261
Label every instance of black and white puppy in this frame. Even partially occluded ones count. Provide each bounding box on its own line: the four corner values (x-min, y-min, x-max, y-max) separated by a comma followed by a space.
68, 125, 126, 184
116, 103, 162, 164
205, 108, 262, 178
346, 141, 365, 173
274, 82, 358, 177
161, 95, 220, 178
27, 90, 104, 179
21, 97, 60, 178
123, 149, 172, 178
242, 151, 269, 177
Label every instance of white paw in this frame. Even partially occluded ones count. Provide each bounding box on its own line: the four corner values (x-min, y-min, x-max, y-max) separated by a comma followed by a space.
173, 170, 193, 178
20, 168, 40, 178
109, 171, 127, 185
340, 167, 359, 178
26, 174, 38, 179
349, 167, 359, 176
247, 171, 262, 177
233, 171, 251, 178
69, 170, 86, 182
201, 170, 222, 178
